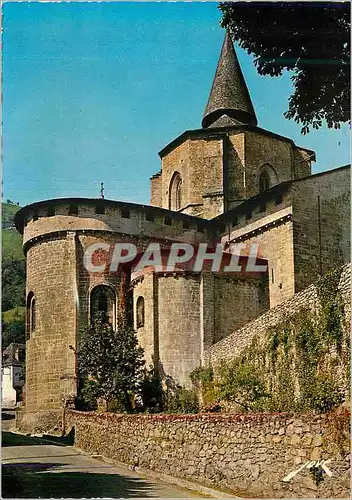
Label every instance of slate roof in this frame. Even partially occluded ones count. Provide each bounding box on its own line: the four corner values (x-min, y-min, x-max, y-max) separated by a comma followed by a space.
202, 31, 257, 129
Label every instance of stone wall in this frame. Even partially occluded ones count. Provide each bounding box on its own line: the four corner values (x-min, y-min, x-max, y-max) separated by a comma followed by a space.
205, 263, 350, 365
157, 274, 201, 385
153, 128, 313, 218
19, 200, 210, 248
150, 172, 162, 206
131, 269, 268, 387
213, 275, 268, 343
292, 166, 350, 293
221, 200, 295, 308
157, 136, 225, 219
227, 132, 245, 206
218, 166, 350, 310
244, 131, 294, 199
25, 234, 77, 414
65, 409, 350, 498
190, 137, 224, 219
133, 273, 156, 368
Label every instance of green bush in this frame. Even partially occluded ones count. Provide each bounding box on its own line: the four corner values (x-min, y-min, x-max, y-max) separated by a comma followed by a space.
163, 386, 199, 414
77, 313, 145, 413
140, 367, 163, 413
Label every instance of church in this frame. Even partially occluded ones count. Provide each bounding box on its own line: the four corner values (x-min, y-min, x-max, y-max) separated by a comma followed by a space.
14, 31, 350, 432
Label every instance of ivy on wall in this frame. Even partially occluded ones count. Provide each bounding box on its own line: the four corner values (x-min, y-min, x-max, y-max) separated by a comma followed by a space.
192, 268, 349, 413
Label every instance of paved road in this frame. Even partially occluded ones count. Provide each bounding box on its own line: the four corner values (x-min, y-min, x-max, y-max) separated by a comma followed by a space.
2, 411, 204, 498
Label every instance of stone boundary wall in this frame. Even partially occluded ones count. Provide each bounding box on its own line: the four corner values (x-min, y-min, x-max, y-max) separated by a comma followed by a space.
65, 409, 350, 498
204, 263, 351, 365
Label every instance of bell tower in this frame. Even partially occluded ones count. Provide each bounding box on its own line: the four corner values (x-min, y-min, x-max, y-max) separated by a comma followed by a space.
150, 31, 313, 219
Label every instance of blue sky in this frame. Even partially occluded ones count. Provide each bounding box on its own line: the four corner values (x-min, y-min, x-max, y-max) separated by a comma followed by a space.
3, 2, 350, 207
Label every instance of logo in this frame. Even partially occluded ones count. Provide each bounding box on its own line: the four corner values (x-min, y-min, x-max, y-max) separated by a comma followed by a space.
282, 459, 333, 482
83, 241, 268, 275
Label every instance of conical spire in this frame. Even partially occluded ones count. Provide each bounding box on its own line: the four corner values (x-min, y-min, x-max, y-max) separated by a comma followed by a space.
202, 31, 257, 129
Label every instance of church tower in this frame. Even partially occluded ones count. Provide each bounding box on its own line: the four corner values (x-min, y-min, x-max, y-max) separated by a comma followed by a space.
151, 31, 314, 219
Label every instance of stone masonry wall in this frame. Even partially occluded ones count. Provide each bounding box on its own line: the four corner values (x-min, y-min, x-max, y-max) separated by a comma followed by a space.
65, 409, 350, 498
222, 202, 295, 308
21, 201, 210, 248
190, 137, 224, 219
227, 132, 245, 206
213, 275, 269, 343
132, 270, 268, 386
160, 140, 192, 211
25, 234, 77, 414
157, 274, 201, 386
244, 131, 293, 199
158, 136, 225, 219
150, 173, 162, 206
133, 273, 156, 368
205, 263, 350, 366
292, 166, 350, 293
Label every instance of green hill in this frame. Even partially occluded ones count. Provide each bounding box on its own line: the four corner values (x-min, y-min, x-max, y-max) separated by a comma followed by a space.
2, 202, 26, 347
2, 229, 25, 263
2, 201, 21, 228
2, 202, 24, 263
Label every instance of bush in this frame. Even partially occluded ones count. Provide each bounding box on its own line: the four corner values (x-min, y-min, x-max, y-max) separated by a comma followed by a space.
163, 386, 199, 414
140, 367, 163, 413
77, 313, 145, 412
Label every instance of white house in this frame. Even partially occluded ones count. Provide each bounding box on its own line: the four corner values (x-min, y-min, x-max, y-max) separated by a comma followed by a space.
2, 343, 25, 408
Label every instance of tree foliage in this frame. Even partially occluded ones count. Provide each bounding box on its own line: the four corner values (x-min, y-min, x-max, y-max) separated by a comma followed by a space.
2, 317, 25, 349
2, 202, 26, 349
220, 1, 350, 134
77, 313, 145, 412
2, 260, 26, 312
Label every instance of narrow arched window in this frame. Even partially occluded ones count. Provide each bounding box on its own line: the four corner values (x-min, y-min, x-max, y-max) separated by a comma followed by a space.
136, 296, 145, 329
26, 292, 36, 340
176, 179, 182, 210
169, 172, 182, 211
259, 164, 278, 193
90, 285, 116, 327
259, 170, 270, 192
31, 299, 36, 332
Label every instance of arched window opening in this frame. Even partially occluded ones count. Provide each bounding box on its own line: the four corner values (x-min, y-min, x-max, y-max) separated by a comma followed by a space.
31, 299, 36, 332
169, 172, 183, 211
26, 292, 36, 340
175, 179, 182, 210
90, 285, 116, 327
259, 170, 270, 193
259, 164, 278, 193
136, 296, 145, 329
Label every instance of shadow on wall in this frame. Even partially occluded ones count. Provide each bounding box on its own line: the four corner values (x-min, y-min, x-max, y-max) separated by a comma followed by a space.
157, 360, 179, 392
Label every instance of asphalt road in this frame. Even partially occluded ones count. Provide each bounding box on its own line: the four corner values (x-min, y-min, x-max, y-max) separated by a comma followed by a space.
2, 410, 205, 499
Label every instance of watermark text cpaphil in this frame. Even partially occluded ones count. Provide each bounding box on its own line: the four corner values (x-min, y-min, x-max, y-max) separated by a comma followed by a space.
83, 242, 268, 274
